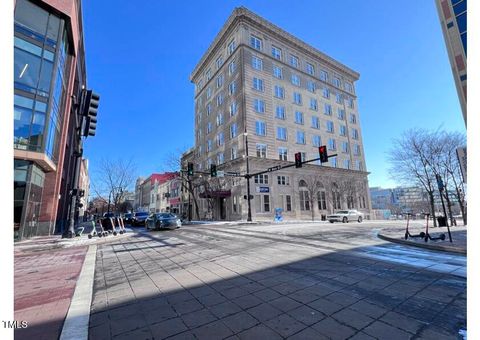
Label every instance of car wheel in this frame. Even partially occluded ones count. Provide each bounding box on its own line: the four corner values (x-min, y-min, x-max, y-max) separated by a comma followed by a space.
342, 217, 348, 223
329, 220, 334, 223
358, 216, 362, 223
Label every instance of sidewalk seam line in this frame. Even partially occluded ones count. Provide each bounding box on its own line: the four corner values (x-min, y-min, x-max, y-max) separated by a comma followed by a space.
59, 244, 97, 340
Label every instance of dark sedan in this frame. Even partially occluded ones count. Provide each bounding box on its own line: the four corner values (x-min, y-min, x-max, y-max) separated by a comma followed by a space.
132, 212, 149, 226
146, 213, 182, 231
123, 213, 133, 225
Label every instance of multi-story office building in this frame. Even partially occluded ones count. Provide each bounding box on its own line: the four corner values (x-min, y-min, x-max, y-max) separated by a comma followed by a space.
14, 0, 88, 239
435, 0, 467, 126
189, 7, 371, 221
370, 187, 396, 210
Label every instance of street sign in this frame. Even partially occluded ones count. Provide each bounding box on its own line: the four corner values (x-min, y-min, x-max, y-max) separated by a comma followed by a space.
267, 165, 281, 172
217, 170, 225, 178
256, 186, 270, 193
456, 146, 467, 183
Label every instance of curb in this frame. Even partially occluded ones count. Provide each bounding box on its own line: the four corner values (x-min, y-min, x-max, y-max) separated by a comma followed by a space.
14, 230, 137, 254
377, 232, 466, 255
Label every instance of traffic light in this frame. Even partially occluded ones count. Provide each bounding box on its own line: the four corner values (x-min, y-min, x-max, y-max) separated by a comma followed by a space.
82, 90, 100, 137
187, 162, 194, 176
210, 164, 217, 177
319, 145, 329, 163
295, 152, 302, 168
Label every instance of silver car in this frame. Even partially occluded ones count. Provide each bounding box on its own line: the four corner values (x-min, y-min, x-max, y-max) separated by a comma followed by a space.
146, 213, 182, 230
327, 210, 364, 223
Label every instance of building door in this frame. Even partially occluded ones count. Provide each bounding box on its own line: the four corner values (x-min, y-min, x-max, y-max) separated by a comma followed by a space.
220, 198, 227, 220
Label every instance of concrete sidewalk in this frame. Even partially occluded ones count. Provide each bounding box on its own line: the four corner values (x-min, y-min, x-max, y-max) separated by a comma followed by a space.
378, 224, 467, 254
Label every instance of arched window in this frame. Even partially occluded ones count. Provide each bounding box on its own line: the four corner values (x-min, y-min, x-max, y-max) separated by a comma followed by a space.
317, 183, 326, 210
299, 180, 310, 211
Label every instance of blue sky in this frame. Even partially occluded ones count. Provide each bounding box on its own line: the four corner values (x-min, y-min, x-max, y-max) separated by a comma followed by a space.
81, 0, 465, 190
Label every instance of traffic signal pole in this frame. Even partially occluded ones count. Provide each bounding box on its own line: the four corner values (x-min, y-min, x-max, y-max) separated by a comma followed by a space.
245, 133, 252, 222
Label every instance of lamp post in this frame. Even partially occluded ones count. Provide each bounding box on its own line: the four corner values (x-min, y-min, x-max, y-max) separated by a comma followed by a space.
244, 132, 252, 222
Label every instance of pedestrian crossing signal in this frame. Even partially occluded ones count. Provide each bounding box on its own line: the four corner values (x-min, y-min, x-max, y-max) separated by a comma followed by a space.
319, 145, 328, 163
295, 152, 302, 168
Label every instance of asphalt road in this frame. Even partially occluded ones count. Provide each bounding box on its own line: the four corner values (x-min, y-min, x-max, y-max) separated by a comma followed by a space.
89, 221, 466, 339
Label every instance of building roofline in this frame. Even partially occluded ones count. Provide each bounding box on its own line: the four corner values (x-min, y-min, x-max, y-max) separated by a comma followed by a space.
190, 6, 360, 82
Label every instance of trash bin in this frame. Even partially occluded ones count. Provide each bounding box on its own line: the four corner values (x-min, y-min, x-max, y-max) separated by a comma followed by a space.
437, 216, 447, 227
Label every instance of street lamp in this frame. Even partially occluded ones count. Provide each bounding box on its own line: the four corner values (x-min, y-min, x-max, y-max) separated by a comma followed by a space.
244, 132, 252, 222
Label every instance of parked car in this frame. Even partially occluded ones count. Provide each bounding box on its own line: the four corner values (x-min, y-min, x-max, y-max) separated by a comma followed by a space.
132, 212, 149, 226
146, 213, 182, 231
123, 213, 133, 225
103, 212, 117, 218
327, 210, 364, 223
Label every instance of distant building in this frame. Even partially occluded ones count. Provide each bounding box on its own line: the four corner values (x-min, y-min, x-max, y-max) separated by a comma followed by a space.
189, 7, 372, 221
134, 173, 178, 212
369, 187, 395, 210
77, 159, 90, 220
435, 0, 467, 126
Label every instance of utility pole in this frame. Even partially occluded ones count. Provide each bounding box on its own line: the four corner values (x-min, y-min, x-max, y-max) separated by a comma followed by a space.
244, 132, 252, 222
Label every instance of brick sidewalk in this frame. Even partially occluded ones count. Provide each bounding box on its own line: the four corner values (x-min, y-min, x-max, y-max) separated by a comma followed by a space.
14, 246, 88, 340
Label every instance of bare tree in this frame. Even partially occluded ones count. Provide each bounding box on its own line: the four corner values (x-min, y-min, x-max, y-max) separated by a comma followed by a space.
91, 158, 137, 214
162, 149, 201, 220
388, 129, 439, 226
300, 175, 323, 221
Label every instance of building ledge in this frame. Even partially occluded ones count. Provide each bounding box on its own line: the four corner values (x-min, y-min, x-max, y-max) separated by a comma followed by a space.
14, 149, 57, 173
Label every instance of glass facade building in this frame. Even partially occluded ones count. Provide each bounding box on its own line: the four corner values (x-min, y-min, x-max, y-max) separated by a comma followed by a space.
14, 0, 69, 161
13, 0, 86, 240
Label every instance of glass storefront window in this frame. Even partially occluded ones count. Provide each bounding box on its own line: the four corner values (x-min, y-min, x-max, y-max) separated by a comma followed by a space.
14, 160, 45, 240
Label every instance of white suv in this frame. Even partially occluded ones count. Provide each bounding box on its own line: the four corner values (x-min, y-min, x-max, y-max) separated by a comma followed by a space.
327, 210, 364, 223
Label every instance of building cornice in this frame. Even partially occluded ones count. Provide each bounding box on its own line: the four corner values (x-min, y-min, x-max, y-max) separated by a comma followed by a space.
190, 6, 360, 83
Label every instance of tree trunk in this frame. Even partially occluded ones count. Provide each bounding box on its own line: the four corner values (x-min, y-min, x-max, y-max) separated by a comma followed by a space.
428, 191, 437, 227
443, 190, 455, 226
310, 198, 315, 221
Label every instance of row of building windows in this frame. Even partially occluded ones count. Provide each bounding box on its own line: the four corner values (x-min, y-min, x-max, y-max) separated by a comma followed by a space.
254, 190, 366, 213
251, 74, 355, 108
249, 35, 354, 93
254, 120, 359, 141
200, 142, 363, 171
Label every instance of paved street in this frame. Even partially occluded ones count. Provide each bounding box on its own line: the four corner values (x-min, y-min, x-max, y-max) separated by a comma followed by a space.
89, 222, 466, 339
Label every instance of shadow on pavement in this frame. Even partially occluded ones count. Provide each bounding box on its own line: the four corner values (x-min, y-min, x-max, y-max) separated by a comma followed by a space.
87, 231, 466, 340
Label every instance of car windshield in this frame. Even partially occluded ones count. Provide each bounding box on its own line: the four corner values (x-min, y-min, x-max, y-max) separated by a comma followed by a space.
156, 213, 175, 219
337, 211, 349, 214
124, 213, 132, 217
135, 212, 149, 217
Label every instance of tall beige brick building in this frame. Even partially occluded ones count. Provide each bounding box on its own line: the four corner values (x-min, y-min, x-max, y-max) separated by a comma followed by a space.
189, 7, 372, 221
435, 0, 467, 126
